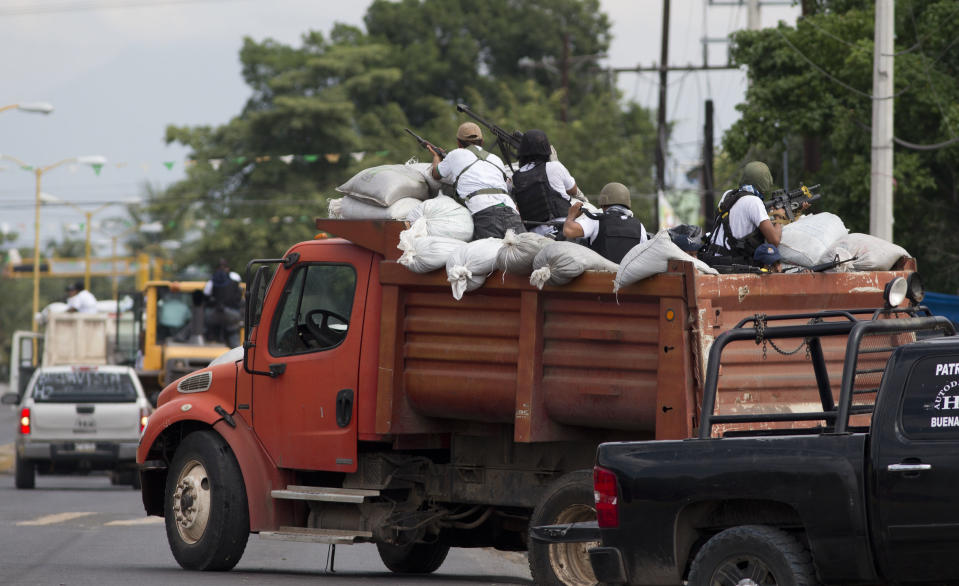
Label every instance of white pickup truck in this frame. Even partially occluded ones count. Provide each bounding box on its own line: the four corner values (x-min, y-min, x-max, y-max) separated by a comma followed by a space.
2, 364, 151, 489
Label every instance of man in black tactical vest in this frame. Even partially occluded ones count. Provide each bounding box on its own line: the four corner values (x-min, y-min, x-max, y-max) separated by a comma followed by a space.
701, 161, 787, 269
510, 129, 579, 238
203, 259, 243, 348
562, 182, 648, 263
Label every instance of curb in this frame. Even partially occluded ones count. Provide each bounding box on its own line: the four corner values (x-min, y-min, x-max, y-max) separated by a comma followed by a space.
0, 443, 13, 474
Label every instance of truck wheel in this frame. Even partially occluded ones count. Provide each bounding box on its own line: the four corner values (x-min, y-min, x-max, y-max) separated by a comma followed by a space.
376, 541, 450, 574
687, 525, 817, 586
15, 454, 35, 489
528, 470, 598, 586
164, 430, 249, 571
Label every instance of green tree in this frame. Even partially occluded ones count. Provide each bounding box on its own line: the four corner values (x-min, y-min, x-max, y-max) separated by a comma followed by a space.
722, 0, 959, 291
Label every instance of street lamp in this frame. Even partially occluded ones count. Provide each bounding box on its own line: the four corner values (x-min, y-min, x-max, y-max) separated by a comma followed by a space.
40, 192, 114, 291
0, 102, 55, 115
0, 153, 108, 336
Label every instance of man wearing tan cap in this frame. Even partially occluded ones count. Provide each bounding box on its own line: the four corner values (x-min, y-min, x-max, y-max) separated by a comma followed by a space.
428, 122, 525, 239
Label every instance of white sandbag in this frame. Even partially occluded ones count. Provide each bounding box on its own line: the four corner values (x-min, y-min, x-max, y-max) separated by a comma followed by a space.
328, 198, 344, 219
405, 195, 474, 241
494, 230, 552, 275
337, 195, 421, 220
336, 164, 431, 207
779, 212, 848, 267
824, 233, 909, 271
407, 161, 445, 196
446, 238, 503, 300
398, 234, 466, 274
529, 241, 619, 290
613, 230, 718, 293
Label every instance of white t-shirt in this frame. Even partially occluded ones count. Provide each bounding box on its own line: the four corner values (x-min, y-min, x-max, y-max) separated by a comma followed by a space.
709, 189, 769, 249
574, 205, 647, 245
67, 289, 98, 313
436, 147, 516, 214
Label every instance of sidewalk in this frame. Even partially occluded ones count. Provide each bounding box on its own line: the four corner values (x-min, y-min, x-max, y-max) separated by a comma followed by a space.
0, 443, 11, 474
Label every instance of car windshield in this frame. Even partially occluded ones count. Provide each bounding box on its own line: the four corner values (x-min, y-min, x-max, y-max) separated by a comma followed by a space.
31, 371, 138, 403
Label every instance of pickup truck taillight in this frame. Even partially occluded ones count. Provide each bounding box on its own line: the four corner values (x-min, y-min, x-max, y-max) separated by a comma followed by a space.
594, 465, 619, 528
139, 408, 150, 432
19, 408, 31, 435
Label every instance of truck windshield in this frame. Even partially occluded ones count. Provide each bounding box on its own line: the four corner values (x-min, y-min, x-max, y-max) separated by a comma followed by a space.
31, 371, 138, 403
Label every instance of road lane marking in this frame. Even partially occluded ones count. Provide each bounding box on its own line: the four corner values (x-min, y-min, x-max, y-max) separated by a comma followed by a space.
17, 512, 96, 526
104, 517, 164, 526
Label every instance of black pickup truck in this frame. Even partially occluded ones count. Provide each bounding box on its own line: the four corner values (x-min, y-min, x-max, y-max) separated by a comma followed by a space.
536, 277, 959, 586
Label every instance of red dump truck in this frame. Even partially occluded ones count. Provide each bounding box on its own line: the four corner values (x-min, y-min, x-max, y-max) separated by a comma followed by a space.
136, 219, 916, 585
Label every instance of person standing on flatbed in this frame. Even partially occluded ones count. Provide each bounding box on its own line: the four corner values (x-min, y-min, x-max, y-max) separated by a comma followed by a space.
428, 122, 525, 240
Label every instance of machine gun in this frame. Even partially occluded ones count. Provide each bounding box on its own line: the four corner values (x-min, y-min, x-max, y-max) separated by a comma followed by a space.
455, 103, 524, 170
404, 128, 447, 160
764, 183, 821, 223
808, 255, 858, 273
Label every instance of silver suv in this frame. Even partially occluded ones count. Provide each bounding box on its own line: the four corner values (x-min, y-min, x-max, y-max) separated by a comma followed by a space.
2, 365, 151, 489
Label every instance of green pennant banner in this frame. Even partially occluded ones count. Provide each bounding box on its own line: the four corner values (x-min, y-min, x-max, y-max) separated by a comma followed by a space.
234, 157, 246, 164
163, 161, 175, 170
91, 164, 103, 176
303, 154, 319, 163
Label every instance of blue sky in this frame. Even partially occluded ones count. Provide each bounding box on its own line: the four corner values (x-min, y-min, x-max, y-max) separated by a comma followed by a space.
0, 0, 798, 254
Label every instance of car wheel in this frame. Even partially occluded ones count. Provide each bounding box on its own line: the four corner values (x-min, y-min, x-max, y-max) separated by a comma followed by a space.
687, 525, 817, 586
14, 453, 35, 490
376, 540, 450, 574
164, 430, 249, 571
528, 470, 598, 586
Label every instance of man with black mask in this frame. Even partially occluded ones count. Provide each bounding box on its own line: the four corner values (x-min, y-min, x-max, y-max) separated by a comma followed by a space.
510, 129, 579, 238
203, 259, 243, 348
563, 182, 648, 263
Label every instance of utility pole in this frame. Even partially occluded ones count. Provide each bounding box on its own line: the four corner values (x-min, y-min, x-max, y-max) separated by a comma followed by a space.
656, 0, 670, 196
702, 100, 715, 226
747, 0, 761, 30
870, 0, 894, 241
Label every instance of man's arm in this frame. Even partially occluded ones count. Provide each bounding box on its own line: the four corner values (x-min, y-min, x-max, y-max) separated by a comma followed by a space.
758, 212, 785, 246
563, 201, 586, 239
427, 145, 443, 180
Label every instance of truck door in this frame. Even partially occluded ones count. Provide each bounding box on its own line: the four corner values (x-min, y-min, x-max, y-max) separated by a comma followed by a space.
250, 255, 369, 472
873, 353, 959, 582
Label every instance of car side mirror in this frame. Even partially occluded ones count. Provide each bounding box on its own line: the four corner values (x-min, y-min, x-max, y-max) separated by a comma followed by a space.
2, 392, 20, 405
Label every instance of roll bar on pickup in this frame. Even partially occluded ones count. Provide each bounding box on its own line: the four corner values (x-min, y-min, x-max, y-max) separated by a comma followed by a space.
698, 308, 956, 439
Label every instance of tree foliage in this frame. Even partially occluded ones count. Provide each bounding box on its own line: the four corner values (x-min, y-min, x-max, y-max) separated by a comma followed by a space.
142, 0, 656, 274
722, 0, 959, 291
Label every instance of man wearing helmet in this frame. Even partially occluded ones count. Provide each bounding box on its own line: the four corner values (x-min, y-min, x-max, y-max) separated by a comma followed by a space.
563, 182, 648, 263
510, 129, 579, 238
702, 161, 787, 265
428, 122, 525, 240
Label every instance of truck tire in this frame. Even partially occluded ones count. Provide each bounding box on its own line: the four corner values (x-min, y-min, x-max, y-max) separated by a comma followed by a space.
15, 454, 35, 489
164, 430, 249, 571
376, 541, 450, 574
528, 470, 599, 586
687, 525, 817, 586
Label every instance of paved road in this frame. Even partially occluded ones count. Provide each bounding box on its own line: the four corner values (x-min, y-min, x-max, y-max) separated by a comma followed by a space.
0, 384, 532, 585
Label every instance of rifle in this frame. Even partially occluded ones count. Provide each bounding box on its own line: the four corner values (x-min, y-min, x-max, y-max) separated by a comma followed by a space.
455, 103, 524, 170
405, 128, 447, 160
808, 254, 858, 273
764, 183, 821, 222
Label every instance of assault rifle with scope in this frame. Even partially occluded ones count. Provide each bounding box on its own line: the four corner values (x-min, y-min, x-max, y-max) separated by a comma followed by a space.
764, 183, 821, 222
455, 103, 523, 170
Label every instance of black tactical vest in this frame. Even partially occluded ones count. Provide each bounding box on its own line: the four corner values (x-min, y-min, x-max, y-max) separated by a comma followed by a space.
511, 163, 571, 223
591, 208, 647, 264
702, 189, 767, 263
212, 276, 242, 310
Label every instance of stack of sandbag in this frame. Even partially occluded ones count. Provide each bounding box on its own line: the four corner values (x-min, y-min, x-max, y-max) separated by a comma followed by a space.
779, 213, 848, 268
333, 162, 435, 220
447, 238, 503, 300
529, 241, 619, 289
397, 220, 467, 274
494, 230, 553, 275
821, 233, 910, 271
406, 195, 473, 241
613, 230, 718, 294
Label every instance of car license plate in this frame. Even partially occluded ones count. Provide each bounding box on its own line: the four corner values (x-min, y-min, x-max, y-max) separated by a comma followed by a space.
74, 442, 96, 453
